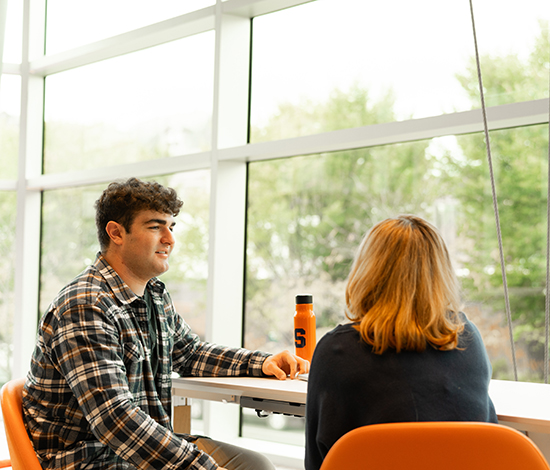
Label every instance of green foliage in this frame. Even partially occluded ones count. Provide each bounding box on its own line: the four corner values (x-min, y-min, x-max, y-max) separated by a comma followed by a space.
43, 121, 167, 173
154, 172, 210, 339
40, 186, 104, 313
449, 21, 549, 377
251, 83, 396, 142
457, 20, 549, 107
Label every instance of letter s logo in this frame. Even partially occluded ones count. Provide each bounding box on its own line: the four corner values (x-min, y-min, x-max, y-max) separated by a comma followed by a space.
295, 328, 306, 348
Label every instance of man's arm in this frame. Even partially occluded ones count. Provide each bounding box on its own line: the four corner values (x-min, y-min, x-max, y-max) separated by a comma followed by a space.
170, 312, 308, 379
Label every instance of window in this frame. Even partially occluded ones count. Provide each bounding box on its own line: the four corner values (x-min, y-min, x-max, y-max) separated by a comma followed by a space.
40, 171, 210, 338
40, 183, 103, 313
0, 192, 16, 385
250, 0, 549, 142
245, 123, 549, 383
45, 0, 214, 55
2, 0, 23, 63
43, 32, 214, 174
0, 74, 20, 179
155, 171, 210, 340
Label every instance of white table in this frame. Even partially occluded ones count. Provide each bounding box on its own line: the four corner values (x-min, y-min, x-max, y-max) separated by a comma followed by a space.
172, 376, 550, 459
173, 375, 307, 414
488, 379, 550, 434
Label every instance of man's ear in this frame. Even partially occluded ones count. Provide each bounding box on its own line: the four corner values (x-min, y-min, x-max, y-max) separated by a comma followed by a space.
105, 221, 125, 247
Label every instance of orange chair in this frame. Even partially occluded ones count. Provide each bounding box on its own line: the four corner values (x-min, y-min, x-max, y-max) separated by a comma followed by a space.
0, 378, 42, 470
320, 421, 550, 470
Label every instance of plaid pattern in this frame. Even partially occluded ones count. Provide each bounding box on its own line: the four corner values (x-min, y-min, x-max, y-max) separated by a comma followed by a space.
22, 253, 269, 470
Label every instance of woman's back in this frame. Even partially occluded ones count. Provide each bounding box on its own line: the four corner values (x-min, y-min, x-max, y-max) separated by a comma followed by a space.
304, 317, 497, 470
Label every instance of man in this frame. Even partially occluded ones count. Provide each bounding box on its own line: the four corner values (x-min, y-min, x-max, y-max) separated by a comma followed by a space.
23, 177, 308, 470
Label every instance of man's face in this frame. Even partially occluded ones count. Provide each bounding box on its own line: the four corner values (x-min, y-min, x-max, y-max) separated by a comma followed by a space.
119, 210, 176, 284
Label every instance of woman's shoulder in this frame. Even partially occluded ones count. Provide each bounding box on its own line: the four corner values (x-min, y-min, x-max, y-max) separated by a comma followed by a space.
457, 311, 481, 332
314, 322, 362, 354
310, 322, 364, 377
456, 311, 486, 347
323, 322, 360, 338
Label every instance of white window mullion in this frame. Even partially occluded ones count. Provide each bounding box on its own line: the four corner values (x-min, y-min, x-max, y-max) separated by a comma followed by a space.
0, 0, 8, 77
203, 3, 251, 440
12, 0, 45, 379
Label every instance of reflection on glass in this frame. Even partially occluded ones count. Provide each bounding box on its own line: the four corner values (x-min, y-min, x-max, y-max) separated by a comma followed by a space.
250, 0, 549, 141
0, 192, 16, 387
245, 125, 549, 392
3, 0, 23, 63
0, 74, 21, 179
40, 171, 210, 339
43, 32, 214, 174
45, 0, 214, 55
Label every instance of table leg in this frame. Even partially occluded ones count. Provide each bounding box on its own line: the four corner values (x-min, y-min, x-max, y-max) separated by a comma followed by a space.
173, 396, 191, 434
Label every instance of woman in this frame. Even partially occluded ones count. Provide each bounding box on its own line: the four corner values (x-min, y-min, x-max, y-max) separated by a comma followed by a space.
305, 215, 497, 470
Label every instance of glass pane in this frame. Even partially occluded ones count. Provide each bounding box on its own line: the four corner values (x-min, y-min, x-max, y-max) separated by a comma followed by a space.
40, 171, 210, 342
245, 125, 549, 399
43, 32, 214, 174
250, 0, 549, 141
3, 0, 23, 63
0, 191, 16, 386
40, 183, 104, 312
45, 0, 214, 55
157, 171, 210, 341
0, 74, 20, 179
452, 126, 549, 383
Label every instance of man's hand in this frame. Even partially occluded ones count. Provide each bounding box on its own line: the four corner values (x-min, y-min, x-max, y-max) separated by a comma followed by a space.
261, 350, 310, 380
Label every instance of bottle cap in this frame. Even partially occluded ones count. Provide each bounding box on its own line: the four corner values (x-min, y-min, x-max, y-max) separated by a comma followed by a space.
296, 294, 313, 304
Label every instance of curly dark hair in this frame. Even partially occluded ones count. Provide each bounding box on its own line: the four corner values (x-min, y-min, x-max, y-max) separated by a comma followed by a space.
95, 177, 184, 251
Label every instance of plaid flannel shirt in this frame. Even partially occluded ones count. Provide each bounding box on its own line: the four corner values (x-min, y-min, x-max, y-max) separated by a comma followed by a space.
22, 253, 270, 470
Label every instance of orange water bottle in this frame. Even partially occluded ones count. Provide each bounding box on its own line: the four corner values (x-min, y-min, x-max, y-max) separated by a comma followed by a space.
294, 294, 316, 363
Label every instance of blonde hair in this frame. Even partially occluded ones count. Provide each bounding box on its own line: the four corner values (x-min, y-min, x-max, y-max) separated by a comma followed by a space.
345, 215, 464, 354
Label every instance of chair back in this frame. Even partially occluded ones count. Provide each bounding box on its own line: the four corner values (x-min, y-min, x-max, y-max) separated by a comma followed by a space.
320, 421, 550, 470
0, 378, 43, 470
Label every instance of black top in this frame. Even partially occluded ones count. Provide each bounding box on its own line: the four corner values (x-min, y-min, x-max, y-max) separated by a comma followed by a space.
305, 315, 497, 470
296, 294, 313, 304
